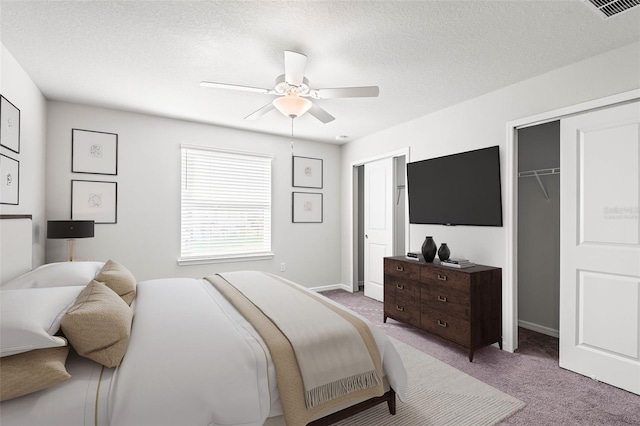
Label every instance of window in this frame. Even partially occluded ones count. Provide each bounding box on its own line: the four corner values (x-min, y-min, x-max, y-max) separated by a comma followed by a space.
180, 146, 273, 264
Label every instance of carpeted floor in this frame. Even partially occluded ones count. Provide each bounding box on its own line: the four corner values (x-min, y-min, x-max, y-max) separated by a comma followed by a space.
334, 338, 524, 425
321, 289, 640, 426
265, 338, 524, 426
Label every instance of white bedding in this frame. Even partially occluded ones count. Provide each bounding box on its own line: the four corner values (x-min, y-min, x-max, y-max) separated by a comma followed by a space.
1, 276, 407, 426
0, 349, 114, 426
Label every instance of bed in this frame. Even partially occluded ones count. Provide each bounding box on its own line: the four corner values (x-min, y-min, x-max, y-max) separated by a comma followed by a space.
0, 217, 407, 426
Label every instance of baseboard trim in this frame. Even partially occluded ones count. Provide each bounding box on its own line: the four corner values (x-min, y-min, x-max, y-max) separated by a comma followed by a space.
518, 320, 559, 338
312, 283, 353, 293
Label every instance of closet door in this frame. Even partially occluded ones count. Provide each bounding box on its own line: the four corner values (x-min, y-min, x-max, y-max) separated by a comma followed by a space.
559, 101, 640, 394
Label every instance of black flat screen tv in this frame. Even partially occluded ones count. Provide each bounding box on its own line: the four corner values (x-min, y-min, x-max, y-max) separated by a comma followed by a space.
407, 146, 503, 226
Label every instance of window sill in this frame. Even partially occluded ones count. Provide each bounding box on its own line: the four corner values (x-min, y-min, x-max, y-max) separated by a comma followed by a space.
177, 253, 275, 266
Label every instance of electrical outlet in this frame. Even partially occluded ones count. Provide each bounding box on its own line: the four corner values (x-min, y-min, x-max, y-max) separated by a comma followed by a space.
280, 262, 286, 272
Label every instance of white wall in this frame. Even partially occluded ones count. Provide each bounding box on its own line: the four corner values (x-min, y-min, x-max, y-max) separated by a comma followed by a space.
0, 44, 48, 267
45, 102, 341, 287
340, 42, 640, 286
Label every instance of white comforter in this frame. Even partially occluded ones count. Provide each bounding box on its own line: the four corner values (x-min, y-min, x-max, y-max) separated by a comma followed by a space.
1, 277, 407, 426
109, 278, 275, 425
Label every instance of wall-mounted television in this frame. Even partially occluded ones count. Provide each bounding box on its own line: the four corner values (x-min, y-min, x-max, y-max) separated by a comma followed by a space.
407, 146, 503, 227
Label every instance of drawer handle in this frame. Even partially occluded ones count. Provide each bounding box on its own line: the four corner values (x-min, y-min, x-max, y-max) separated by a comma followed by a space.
396, 306, 405, 312
396, 265, 404, 272
396, 284, 405, 290
438, 320, 447, 328
437, 274, 447, 281
438, 296, 447, 302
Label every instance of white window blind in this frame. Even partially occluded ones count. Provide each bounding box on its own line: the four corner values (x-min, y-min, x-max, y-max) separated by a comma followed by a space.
180, 146, 273, 263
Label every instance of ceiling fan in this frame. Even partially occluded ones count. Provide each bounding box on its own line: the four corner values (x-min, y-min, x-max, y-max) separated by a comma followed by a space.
200, 51, 379, 123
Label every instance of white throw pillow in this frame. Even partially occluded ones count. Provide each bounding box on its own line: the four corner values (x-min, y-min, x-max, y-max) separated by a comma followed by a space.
1, 261, 104, 290
0, 286, 84, 357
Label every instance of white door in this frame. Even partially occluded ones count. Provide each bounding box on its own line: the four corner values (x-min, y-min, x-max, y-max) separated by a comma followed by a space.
364, 157, 394, 302
559, 101, 640, 394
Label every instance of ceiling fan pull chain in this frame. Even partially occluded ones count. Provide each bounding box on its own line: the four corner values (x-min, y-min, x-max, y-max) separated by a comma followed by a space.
291, 117, 295, 156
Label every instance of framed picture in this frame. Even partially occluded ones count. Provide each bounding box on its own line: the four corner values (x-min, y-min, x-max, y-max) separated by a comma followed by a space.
0, 154, 19, 205
292, 192, 323, 223
1, 95, 20, 154
71, 180, 117, 224
72, 129, 118, 175
292, 156, 323, 189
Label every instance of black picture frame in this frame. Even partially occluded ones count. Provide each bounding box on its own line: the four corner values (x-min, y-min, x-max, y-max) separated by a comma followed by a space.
72, 129, 118, 175
292, 156, 323, 189
0, 154, 19, 205
292, 192, 323, 223
71, 180, 117, 224
0, 95, 21, 154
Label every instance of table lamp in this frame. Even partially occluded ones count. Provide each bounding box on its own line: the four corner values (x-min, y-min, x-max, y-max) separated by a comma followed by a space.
47, 220, 95, 261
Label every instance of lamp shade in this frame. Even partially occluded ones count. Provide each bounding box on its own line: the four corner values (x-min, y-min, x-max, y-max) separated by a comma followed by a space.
273, 94, 312, 118
47, 220, 95, 239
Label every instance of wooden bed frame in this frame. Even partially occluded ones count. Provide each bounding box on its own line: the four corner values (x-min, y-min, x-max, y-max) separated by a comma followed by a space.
308, 389, 396, 425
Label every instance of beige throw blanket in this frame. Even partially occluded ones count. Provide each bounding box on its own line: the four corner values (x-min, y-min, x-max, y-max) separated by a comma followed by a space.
206, 272, 383, 425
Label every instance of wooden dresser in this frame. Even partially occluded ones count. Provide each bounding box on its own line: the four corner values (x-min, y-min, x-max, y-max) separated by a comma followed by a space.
383, 256, 502, 362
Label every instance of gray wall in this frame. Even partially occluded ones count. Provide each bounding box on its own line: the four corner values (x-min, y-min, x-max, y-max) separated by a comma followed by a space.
340, 42, 640, 289
517, 120, 560, 334
0, 45, 48, 268
45, 101, 343, 288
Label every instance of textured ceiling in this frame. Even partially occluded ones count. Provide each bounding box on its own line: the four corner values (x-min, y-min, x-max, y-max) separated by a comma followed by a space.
1, 1, 639, 144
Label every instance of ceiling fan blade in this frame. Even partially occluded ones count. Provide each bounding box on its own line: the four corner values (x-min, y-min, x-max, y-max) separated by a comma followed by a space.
244, 102, 276, 120
307, 103, 335, 123
284, 51, 307, 86
200, 81, 272, 94
310, 86, 380, 99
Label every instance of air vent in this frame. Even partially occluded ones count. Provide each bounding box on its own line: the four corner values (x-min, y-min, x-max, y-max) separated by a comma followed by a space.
583, 0, 640, 18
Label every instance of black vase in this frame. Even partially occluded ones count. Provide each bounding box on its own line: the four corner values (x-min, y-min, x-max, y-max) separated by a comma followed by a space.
421, 236, 437, 262
438, 243, 451, 261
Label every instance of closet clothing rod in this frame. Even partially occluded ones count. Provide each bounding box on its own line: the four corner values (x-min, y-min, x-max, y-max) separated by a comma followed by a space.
518, 167, 560, 178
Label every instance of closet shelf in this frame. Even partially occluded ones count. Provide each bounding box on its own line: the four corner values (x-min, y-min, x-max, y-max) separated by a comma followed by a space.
518, 168, 560, 202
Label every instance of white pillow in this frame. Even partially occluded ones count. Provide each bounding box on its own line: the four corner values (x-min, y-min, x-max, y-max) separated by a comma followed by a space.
1, 261, 105, 290
0, 286, 84, 357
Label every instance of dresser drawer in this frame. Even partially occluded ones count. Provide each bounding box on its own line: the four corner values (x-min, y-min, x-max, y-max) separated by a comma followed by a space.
385, 274, 420, 299
421, 282, 470, 320
385, 258, 421, 281
420, 308, 470, 346
421, 267, 469, 291
386, 294, 420, 326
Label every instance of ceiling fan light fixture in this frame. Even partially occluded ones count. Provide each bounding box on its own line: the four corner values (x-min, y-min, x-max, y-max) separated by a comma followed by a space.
202, 51, 376, 124
273, 94, 312, 118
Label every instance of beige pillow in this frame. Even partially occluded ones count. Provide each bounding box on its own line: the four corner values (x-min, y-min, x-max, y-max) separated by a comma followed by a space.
0, 346, 71, 401
95, 259, 136, 305
61, 280, 132, 367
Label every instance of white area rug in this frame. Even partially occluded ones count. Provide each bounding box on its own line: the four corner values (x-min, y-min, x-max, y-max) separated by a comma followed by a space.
266, 338, 525, 425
